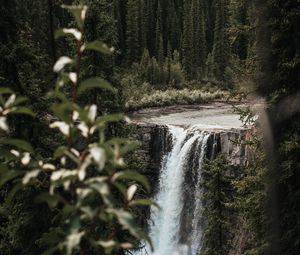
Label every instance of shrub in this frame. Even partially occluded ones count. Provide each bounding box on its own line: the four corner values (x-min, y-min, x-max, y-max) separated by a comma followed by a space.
0, 5, 153, 255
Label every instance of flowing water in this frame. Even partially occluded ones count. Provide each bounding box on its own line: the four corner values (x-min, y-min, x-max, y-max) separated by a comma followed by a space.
135, 126, 212, 255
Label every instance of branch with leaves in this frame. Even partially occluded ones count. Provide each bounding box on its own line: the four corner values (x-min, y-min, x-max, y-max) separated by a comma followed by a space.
0, 4, 154, 255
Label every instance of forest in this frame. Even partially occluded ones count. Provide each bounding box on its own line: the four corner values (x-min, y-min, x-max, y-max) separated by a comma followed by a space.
0, 0, 299, 255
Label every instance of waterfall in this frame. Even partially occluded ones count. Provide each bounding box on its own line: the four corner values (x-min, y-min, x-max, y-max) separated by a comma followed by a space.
190, 133, 210, 254
135, 125, 212, 255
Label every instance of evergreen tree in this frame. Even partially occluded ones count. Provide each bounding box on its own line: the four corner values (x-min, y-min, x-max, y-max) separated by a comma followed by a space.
167, 41, 172, 84
206, 53, 214, 79
85, 0, 118, 79
166, 0, 180, 50
158, 34, 164, 66
145, 0, 155, 55
113, 0, 126, 60
182, 0, 207, 80
139, 0, 147, 51
211, 0, 231, 81
151, 56, 160, 85
139, 48, 151, 81
234, 147, 268, 254
126, 0, 140, 63
158, 34, 165, 85
195, 0, 207, 78
205, 0, 217, 53
181, 0, 193, 79
201, 155, 233, 255
230, 0, 252, 60
155, 0, 163, 58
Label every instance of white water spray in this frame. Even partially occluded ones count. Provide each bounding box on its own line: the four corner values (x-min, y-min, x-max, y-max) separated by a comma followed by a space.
135, 126, 211, 255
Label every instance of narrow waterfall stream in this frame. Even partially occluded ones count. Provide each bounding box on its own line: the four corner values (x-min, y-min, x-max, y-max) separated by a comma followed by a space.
136, 126, 212, 255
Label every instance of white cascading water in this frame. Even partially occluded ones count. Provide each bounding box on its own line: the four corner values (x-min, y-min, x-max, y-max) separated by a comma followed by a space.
135, 125, 211, 255
190, 132, 210, 254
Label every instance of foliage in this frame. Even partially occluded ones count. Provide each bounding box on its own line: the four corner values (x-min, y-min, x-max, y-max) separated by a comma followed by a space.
212, 0, 231, 82
254, 1, 300, 254
138, 48, 185, 88
233, 133, 268, 255
0, 5, 153, 255
200, 154, 234, 255
125, 88, 227, 111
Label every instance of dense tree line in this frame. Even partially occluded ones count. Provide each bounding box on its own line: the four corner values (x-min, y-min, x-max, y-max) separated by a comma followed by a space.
0, 0, 257, 94
124, 0, 255, 85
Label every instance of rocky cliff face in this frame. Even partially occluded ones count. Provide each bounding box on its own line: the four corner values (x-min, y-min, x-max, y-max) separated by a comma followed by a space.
129, 123, 252, 177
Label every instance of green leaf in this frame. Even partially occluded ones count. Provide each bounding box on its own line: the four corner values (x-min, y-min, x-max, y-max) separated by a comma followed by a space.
10, 96, 27, 107
55, 28, 81, 41
35, 193, 63, 208
0, 87, 13, 95
50, 103, 74, 123
47, 90, 68, 103
95, 114, 126, 127
129, 199, 160, 208
107, 209, 153, 251
112, 171, 150, 192
54, 146, 68, 159
112, 182, 127, 198
64, 150, 81, 165
78, 77, 116, 96
0, 165, 22, 188
62, 5, 87, 29
84, 41, 114, 55
107, 208, 138, 235
89, 182, 114, 206
80, 206, 96, 219
11, 107, 35, 117
0, 138, 33, 153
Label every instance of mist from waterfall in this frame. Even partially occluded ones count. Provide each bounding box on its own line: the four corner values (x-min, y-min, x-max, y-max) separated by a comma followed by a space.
134, 125, 211, 255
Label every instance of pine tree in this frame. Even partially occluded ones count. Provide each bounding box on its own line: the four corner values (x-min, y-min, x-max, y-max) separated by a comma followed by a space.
167, 41, 172, 84
166, 0, 180, 50
194, 0, 207, 78
182, 0, 207, 80
155, 0, 163, 58
201, 155, 233, 255
231, 0, 252, 61
206, 53, 214, 79
139, 0, 147, 51
211, 0, 230, 81
205, 0, 217, 53
158, 34, 164, 66
158, 34, 165, 85
139, 48, 151, 81
151, 56, 160, 85
113, 0, 125, 59
181, 0, 193, 79
85, 0, 118, 78
126, 0, 140, 63
145, 0, 155, 55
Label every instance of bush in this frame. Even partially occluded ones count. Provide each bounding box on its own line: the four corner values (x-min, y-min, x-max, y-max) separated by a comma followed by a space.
126, 88, 228, 110
0, 5, 153, 255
